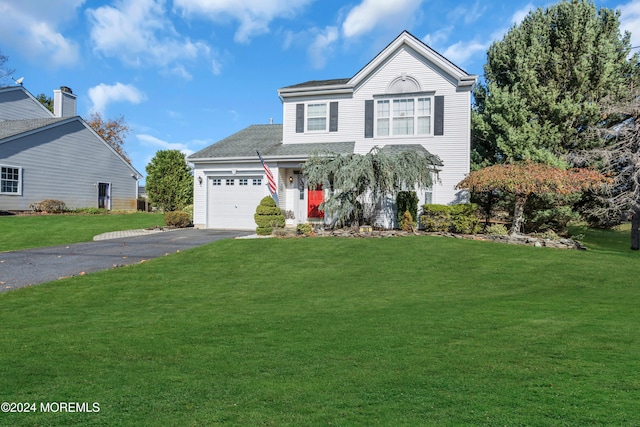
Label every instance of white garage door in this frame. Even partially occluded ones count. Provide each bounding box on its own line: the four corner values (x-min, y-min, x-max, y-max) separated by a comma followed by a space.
207, 177, 266, 229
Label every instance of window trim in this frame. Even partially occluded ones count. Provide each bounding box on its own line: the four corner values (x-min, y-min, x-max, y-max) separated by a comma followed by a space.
0, 164, 22, 195
306, 102, 328, 132
374, 95, 434, 138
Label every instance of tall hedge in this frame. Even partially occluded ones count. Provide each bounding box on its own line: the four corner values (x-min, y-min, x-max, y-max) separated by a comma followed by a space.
254, 196, 285, 235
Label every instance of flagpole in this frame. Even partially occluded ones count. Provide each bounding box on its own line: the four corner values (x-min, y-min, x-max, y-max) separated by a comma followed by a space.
257, 151, 279, 205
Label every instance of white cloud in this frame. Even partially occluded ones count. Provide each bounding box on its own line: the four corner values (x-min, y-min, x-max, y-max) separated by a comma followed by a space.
88, 82, 146, 114
511, 3, 534, 26
441, 39, 489, 70
174, 0, 314, 43
423, 27, 452, 48
618, 0, 640, 48
137, 133, 194, 156
342, 0, 424, 38
448, 1, 487, 25
161, 65, 193, 81
87, 0, 210, 70
308, 26, 339, 69
0, 0, 82, 67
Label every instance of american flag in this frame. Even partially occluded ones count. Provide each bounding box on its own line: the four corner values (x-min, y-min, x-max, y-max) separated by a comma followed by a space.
257, 151, 278, 204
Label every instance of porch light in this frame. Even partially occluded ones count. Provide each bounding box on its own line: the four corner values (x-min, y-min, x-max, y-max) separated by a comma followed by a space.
289, 176, 293, 183
198, 176, 203, 185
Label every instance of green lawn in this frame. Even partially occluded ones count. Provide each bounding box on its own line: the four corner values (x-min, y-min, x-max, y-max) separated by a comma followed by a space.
1, 213, 166, 251
0, 229, 638, 425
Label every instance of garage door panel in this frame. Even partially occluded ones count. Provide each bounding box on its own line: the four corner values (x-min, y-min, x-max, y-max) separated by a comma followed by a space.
207, 177, 265, 229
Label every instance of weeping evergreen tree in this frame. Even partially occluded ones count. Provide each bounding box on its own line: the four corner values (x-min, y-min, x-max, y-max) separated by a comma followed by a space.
303, 148, 441, 228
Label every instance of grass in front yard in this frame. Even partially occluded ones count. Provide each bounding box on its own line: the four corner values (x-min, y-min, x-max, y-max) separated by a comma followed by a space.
1, 213, 166, 251
0, 236, 638, 425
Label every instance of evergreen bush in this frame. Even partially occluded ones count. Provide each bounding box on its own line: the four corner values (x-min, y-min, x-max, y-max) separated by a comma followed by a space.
254, 197, 285, 235
450, 204, 481, 234
420, 204, 480, 234
396, 191, 418, 228
165, 211, 191, 228
485, 223, 509, 236
296, 223, 314, 236
399, 210, 415, 232
30, 199, 67, 213
420, 204, 452, 232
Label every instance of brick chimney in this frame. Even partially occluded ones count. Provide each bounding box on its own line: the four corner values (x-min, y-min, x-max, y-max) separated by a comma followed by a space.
53, 86, 77, 117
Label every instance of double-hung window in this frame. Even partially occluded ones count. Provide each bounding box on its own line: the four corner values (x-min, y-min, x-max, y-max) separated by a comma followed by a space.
307, 103, 327, 131
1, 165, 21, 195
376, 96, 432, 137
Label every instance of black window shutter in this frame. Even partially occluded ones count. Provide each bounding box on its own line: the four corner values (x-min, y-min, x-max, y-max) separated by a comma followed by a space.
296, 103, 304, 133
434, 96, 444, 136
329, 102, 338, 132
364, 100, 374, 138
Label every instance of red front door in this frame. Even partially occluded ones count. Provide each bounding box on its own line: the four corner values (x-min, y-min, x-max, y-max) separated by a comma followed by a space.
308, 185, 324, 218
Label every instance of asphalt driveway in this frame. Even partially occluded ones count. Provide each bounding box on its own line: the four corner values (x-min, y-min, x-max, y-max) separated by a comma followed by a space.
0, 229, 250, 293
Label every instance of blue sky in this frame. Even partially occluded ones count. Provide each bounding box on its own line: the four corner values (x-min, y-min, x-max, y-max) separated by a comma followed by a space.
1, 0, 639, 179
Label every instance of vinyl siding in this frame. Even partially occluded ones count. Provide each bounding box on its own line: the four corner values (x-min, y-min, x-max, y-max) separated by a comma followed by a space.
281, 45, 472, 205
0, 121, 138, 210
192, 161, 271, 228
0, 89, 53, 121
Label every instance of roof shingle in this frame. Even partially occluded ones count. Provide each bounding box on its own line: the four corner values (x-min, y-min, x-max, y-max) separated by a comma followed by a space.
0, 118, 71, 141
188, 124, 355, 160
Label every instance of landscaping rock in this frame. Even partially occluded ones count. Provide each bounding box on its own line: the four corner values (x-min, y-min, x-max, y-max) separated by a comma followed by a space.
312, 228, 585, 250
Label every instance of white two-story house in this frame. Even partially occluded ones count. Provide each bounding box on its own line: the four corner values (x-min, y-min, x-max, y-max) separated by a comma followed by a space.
189, 31, 477, 230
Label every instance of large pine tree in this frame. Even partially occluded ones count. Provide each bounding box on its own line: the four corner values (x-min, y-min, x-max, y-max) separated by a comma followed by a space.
472, 0, 639, 168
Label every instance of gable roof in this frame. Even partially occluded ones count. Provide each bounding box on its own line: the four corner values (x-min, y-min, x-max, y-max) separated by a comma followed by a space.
188, 124, 355, 162
0, 118, 69, 140
0, 115, 142, 178
278, 30, 477, 99
349, 30, 476, 88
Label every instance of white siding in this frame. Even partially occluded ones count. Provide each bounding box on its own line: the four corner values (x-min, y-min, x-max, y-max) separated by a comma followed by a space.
281, 45, 472, 206
192, 161, 272, 229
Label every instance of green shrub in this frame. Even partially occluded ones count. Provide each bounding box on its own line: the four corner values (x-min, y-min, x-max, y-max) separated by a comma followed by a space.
532, 229, 560, 240
254, 196, 285, 235
74, 207, 108, 215
450, 204, 481, 234
30, 199, 67, 213
420, 204, 480, 234
420, 204, 452, 232
165, 211, 191, 228
396, 191, 418, 228
296, 223, 314, 236
525, 193, 581, 235
399, 210, 415, 232
485, 224, 509, 236
181, 204, 194, 220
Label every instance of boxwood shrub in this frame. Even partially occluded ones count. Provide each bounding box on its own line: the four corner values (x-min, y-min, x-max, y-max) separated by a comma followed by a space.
165, 211, 191, 228
30, 199, 67, 213
420, 204, 480, 234
254, 196, 285, 235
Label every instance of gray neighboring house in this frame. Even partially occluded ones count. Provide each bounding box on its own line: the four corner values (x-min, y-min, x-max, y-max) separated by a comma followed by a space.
0, 85, 141, 211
